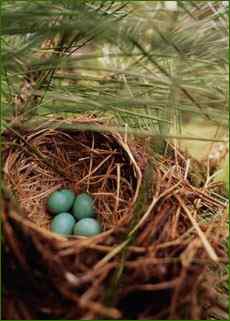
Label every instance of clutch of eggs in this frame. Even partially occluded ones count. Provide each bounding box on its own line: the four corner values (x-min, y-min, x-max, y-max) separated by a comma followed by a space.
47, 189, 101, 237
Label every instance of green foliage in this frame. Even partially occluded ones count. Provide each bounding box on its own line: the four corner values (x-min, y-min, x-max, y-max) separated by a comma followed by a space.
1, 1, 228, 143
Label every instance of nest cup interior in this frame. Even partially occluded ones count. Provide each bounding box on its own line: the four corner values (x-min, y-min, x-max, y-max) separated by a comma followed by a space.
4, 128, 138, 233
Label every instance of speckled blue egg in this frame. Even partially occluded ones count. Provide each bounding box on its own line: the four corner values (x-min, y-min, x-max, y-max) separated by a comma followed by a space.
73, 218, 102, 237
72, 193, 95, 219
51, 212, 75, 235
47, 189, 75, 214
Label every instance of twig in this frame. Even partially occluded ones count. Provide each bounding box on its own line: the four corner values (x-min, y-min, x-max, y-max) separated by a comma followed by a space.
128, 180, 182, 237
122, 277, 180, 294
115, 163, 121, 213
176, 195, 219, 262
184, 159, 191, 180
95, 180, 182, 269
78, 154, 112, 184
87, 134, 95, 192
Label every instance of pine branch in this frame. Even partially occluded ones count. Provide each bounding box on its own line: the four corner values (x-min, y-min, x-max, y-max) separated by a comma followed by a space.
12, 27, 68, 123
2, 1, 228, 135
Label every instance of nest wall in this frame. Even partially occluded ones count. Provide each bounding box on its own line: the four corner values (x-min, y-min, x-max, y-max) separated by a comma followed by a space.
2, 121, 228, 320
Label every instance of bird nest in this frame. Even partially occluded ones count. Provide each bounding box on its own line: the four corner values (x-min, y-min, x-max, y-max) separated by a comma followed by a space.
3, 122, 142, 232
2, 119, 228, 320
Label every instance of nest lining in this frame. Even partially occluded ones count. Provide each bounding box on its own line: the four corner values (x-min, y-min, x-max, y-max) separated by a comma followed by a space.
2, 124, 228, 320
3, 127, 141, 233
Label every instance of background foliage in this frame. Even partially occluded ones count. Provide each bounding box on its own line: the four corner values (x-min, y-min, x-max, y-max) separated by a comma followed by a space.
1, 1, 228, 184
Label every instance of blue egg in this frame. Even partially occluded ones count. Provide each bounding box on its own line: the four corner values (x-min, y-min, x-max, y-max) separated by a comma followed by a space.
73, 218, 102, 237
72, 193, 95, 220
47, 189, 75, 214
51, 212, 75, 236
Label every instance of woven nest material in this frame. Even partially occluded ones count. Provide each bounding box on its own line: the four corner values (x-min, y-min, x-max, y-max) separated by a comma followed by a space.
2, 119, 228, 320
3, 122, 142, 231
